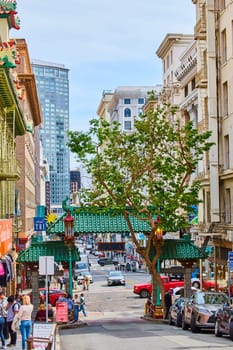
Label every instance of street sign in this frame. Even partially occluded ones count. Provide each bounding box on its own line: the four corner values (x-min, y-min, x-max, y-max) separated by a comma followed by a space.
228, 251, 233, 272
34, 217, 46, 231
39, 256, 54, 275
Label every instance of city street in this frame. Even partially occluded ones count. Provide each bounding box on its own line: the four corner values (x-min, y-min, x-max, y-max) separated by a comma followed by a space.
59, 258, 233, 350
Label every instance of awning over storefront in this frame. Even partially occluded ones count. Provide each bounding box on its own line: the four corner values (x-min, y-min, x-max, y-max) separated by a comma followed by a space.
17, 239, 80, 263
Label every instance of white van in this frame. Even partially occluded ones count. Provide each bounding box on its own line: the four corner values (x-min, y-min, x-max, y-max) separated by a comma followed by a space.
74, 254, 90, 280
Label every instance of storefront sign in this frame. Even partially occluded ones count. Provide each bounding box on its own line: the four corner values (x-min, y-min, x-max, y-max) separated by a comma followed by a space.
56, 302, 68, 323
0, 219, 12, 257
33, 323, 56, 350
34, 217, 46, 231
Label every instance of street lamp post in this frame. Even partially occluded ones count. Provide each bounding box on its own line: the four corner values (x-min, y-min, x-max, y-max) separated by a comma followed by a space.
154, 226, 164, 319
63, 211, 75, 296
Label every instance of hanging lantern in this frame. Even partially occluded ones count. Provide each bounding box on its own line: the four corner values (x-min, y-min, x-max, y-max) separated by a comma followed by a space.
63, 210, 75, 243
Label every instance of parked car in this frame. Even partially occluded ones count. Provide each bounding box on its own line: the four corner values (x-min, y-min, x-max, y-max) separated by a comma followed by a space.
107, 271, 125, 286
77, 270, 93, 285
182, 291, 229, 333
168, 297, 190, 327
38, 288, 64, 306
98, 252, 105, 257
133, 275, 185, 298
215, 304, 233, 340
97, 258, 118, 266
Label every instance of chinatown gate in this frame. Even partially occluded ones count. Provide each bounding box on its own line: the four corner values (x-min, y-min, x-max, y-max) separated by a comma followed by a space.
17, 201, 206, 319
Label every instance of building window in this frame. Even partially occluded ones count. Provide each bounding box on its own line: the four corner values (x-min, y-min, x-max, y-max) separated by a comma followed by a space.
223, 81, 228, 116
191, 78, 196, 90
124, 120, 132, 130
225, 188, 231, 224
138, 98, 144, 104
206, 191, 211, 223
163, 60, 165, 73
221, 29, 227, 64
224, 134, 230, 169
124, 98, 130, 104
184, 85, 188, 97
170, 50, 173, 65
232, 21, 233, 57
124, 108, 131, 117
166, 55, 169, 70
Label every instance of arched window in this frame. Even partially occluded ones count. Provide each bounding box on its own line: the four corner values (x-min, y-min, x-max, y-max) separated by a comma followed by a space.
124, 108, 131, 117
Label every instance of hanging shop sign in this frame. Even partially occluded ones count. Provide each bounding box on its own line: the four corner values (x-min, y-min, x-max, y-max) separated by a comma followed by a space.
0, 219, 12, 257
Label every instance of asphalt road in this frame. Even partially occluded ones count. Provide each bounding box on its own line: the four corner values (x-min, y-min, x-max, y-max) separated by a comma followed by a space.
59, 258, 233, 350
60, 319, 233, 350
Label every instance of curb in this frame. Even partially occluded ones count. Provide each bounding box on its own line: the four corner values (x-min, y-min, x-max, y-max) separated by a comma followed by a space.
141, 316, 169, 324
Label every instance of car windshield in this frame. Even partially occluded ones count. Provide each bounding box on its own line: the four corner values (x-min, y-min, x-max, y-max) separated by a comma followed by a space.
109, 271, 122, 277
75, 262, 88, 269
194, 292, 229, 305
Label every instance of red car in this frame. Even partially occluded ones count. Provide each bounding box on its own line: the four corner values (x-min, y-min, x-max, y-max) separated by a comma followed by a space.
38, 288, 64, 306
133, 277, 218, 298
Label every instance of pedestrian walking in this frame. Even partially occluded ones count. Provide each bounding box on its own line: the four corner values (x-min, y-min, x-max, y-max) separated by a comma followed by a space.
83, 275, 90, 291
16, 295, 33, 350
79, 293, 87, 317
6, 295, 20, 347
164, 289, 173, 319
58, 277, 64, 290
0, 292, 8, 342
72, 294, 80, 323
0, 292, 7, 349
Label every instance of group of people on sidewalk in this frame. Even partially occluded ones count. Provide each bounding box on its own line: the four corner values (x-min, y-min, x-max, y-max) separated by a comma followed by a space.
56, 292, 87, 323
0, 291, 33, 350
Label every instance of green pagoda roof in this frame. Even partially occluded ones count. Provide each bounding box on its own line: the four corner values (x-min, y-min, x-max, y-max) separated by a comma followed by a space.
17, 240, 80, 263
47, 211, 151, 234
154, 239, 207, 261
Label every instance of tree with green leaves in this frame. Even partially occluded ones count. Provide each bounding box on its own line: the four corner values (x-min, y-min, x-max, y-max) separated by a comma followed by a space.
67, 104, 213, 315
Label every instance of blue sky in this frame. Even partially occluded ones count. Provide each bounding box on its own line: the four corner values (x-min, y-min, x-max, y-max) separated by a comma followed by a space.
15, 1, 195, 168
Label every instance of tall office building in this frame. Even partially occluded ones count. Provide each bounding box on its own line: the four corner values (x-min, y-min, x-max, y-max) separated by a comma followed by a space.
31, 60, 70, 214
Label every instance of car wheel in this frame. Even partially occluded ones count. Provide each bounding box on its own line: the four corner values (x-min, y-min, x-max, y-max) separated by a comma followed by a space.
140, 289, 149, 298
215, 320, 222, 337
229, 321, 233, 341
192, 281, 200, 289
100, 264, 104, 266
176, 313, 182, 327
191, 314, 200, 333
168, 313, 173, 326
182, 314, 189, 330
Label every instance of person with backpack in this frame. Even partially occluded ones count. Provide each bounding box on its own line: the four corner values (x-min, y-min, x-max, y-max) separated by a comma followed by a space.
6, 296, 20, 347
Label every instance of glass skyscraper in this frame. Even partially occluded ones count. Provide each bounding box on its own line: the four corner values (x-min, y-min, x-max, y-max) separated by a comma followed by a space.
32, 59, 70, 213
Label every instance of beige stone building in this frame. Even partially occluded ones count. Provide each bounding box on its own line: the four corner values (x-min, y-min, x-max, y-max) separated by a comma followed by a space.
155, 1, 233, 284
15, 39, 42, 249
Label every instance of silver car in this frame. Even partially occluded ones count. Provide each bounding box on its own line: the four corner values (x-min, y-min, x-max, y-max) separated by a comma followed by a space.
107, 271, 125, 286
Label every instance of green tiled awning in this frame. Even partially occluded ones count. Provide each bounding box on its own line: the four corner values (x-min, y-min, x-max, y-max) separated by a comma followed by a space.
17, 240, 80, 263
150, 239, 207, 261
47, 211, 151, 234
